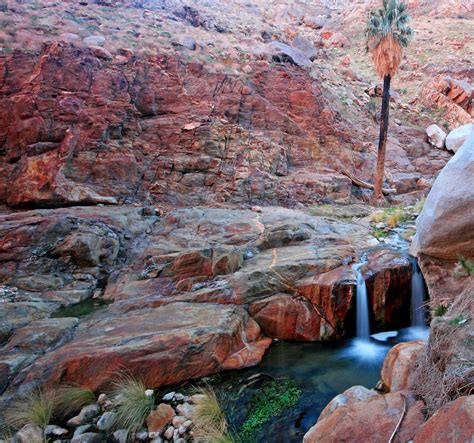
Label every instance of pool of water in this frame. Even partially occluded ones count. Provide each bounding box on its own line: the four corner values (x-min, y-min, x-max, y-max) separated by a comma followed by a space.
51, 298, 110, 318
219, 327, 428, 443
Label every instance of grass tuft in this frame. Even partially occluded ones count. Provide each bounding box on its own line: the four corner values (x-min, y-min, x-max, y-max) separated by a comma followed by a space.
55, 385, 96, 418
5, 389, 55, 430
191, 386, 232, 443
433, 305, 448, 317
110, 374, 155, 437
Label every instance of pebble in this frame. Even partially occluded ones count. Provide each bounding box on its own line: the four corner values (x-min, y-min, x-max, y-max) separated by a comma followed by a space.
71, 433, 103, 443
68, 404, 101, 427
164, 426, 175, 440
135, 430, 148, 441
176, 402, 193, 418
73, 425, 92, 438
145, 389, 154, 397
97, 393, 108, 405
113, 429, 129, 443
96, 411, 116, 431
174, 393, 185, 402
162, 391, 175, 401
172, 416, 186, 428
45, 425, 68, 436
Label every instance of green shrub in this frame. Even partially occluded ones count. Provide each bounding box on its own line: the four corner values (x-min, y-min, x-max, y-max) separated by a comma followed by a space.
55, 385, 95, 418
110, 374, 155, 436
459, 256, 474, 276
433, 305, 448, 317
5, 389, 55, 430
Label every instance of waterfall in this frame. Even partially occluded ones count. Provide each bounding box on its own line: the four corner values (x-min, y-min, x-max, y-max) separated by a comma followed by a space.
411, 259, 426, 327
353, 261, 370, 339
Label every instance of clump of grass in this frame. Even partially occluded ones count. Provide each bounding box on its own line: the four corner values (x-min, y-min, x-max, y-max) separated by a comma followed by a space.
433, 305, 448, 317
413, 197, 425, 214
55, 385, 96, 418
5, 389, 56, 430
371, 227, 390, 240
238, 379, 301, 442
110, 374, 155, 436
448, 315, 468, 327
368, 206, 410, 229
459, 256, 474, 277
191, 386, 232, 442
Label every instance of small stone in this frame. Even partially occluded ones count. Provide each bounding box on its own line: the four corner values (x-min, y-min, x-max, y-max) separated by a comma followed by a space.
83, 36, 106, 47
174, 393, 185, 402
178, 36, 197, 50
71, 433, 103, 443
162, 391, 175, 401
113, 429, 129, 443
175, 439, 186, 443
97, 411, 117, 431
97, 393, 108, 405
145, 389, 154, 397
73, 425, 92, 438
16, 424, 43, 443
135, 430, 148, 441
176, 402, 193, 418
189, 394, 207, 404
68, 404, 101, 427
172, 416, 186, 428
164, 426, 175, 440
178, 425, 187, 435
89, 45, 112, 61
146, 403, 174, 433
150, 438, 163, 443
183, 420, 193, 430
426, 124, 447, 149
251, 206, 262, 213
173, 428, 180, 441
45, 425, 68, 436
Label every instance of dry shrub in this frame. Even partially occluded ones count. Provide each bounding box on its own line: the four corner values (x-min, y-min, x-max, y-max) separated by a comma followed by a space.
411, 289, 474, 416
370, 35, 402, 78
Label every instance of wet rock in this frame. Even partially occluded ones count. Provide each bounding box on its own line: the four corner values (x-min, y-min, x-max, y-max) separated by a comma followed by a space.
304, 391, 424, 443
146, 403, 174, 433
426, 124, 447, 149
413, 396, 474, 443
445, 123, 473, 153
381, 340, 426, 392
412, 130, 474, 260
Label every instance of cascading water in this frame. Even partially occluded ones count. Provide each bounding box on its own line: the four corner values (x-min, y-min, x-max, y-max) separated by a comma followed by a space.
353, 261, 370, 339
410, 259, 426, 327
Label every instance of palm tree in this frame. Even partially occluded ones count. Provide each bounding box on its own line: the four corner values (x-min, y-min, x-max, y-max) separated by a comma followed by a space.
366, 0, 413, 203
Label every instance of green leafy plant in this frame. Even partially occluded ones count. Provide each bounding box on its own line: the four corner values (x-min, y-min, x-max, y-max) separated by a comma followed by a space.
459, 256, 474, 277
433, 305, 448, 317
191, 386, 233, 442
5, 389, 56, 430
110, 374, 155, 436
448, 315, 468, 327
238, 379, 301, 442
55, 385, 96, 418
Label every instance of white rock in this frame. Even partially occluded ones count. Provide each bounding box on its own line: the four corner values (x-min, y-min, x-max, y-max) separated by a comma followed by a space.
174, 393, 185, 401
145, 389, 154, 397
113, 429, 129, 443
162, 391, 175, 401
176, 402, 193, 418
97, 393, 108, 405
446, 123, 473, 153
45, 425, 68, 436
135, 430, 148, 441
426, 124, 447, 149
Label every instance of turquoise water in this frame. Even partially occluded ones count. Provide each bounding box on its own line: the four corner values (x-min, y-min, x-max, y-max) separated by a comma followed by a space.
220, 327, 428, 443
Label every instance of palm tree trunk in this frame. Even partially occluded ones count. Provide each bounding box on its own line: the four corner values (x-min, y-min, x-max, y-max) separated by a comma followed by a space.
373, 74, 391, 202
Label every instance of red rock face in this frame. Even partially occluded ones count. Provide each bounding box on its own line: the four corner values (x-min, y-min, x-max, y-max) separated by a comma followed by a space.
0, 42, 358, 209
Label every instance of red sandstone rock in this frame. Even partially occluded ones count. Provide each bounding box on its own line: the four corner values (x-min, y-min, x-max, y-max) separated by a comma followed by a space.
304, 391, 425, 443
22, 303, 272, 392
413, 396, 474, 443
146, 403, 175, 433
381, 340, 426, 392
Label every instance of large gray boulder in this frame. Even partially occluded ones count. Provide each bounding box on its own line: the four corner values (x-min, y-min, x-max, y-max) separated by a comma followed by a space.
446, 123, 473, 153
412, 128, 474, 260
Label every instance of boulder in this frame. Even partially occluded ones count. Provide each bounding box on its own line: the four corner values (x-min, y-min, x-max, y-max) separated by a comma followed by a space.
304, 391, 425, 443
426, 124, 447, 149
23, 303, 271, 391
16, 424, 43, 443
413, 396, 474, 443
381, 340, 426, 392
445, 123, 473, 153
267, 41, 312, 67
412, 130, 474, 260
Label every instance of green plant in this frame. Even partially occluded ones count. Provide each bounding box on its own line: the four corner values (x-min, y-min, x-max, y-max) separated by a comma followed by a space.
238, 379, 301, 441
110, 374, 155, 436
191, 386, 232, 442
5, 389, 56, 430
372, 227, 390, 240
55, 385, 95, 418
459, 256, 474, 276
433, 305, 448, 317
448, 315, 468, 327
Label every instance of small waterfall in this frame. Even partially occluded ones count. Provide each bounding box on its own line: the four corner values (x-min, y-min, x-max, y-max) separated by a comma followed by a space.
411, 259, 426, 327
353, 261, 370, 339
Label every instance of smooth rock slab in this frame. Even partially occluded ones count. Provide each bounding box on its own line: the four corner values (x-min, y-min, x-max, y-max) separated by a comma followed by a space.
445, 123, 473, 153
24, 303, 271, 391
